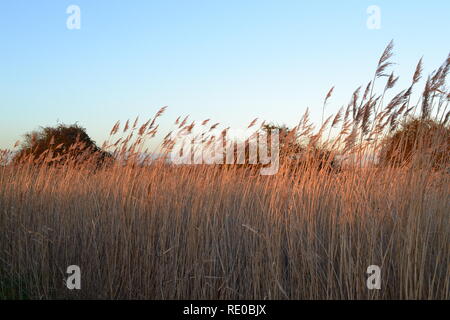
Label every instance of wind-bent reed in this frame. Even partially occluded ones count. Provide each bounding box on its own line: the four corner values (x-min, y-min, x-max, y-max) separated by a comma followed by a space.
0, 42, 449, 299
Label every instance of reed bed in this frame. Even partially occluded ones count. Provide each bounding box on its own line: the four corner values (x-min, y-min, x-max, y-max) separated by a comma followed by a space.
0, 42, 449, 299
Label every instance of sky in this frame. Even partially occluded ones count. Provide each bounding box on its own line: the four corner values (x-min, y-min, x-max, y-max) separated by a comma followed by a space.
0, 0, 449, 149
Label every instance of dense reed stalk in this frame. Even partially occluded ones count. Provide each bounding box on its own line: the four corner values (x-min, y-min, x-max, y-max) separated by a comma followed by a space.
0, 43, 449, 299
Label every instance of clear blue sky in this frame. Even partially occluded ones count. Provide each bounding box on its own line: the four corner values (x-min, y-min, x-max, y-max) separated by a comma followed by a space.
1, 0, 449, 149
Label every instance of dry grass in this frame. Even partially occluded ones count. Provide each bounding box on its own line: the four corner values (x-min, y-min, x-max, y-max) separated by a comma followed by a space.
0, 162, 448, 299
0, 43, 449, 299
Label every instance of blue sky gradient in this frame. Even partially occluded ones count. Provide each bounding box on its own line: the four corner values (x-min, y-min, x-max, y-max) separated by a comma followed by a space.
1, 1, 449, 148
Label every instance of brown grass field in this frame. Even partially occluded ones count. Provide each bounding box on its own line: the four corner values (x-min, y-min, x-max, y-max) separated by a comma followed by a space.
0, 43, 449, 299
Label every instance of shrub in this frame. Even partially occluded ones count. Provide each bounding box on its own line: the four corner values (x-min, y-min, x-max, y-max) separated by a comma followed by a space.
261, 123, 340, 172
13, 124, 112, 166
379, 118, 450, 169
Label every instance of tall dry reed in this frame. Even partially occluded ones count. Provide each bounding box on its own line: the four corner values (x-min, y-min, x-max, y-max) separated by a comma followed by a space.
0, 42, 449, 299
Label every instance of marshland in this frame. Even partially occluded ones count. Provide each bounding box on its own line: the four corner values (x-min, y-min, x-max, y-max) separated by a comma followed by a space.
0, 42, 449, 299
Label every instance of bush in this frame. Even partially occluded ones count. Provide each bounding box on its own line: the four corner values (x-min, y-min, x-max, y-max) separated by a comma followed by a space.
262, 123, 340, 172
13, 124, 112, 166
379, 118, 450, 169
